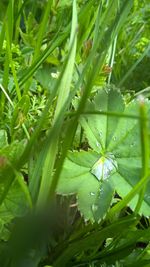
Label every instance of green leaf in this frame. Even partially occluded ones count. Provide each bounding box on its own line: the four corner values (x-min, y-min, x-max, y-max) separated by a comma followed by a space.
0, 178, 30, 241
82, 89, 150, 215
80, 87, 125, 153
57, 88, 150, 221
0, 140, 26, 166
57, 150, 114, 222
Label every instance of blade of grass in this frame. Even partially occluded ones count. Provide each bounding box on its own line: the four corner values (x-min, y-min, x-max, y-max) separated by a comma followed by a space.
16, 37, 77, 172
0, 83, 14, 107
1, 1, 14, 114
76, 0, 96, 53
0, 21, 5, 56
107, 173, 150, 219
107, 35, 117, 84
135, 96, 149, 213
5, 23, 21, 100
32, 0, 53, 62
23, 22, 79, 203
119, 44, 150, 87
15, 171, 33, 209
36, 0, 78, 207
14, 0, 22, 44
23, 0, 53, 93
18, 29, 69, 88
5, 21, 30, 140
53, 215, 137, 267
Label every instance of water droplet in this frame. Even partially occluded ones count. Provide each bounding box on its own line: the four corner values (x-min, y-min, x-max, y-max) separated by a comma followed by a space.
113, 136, 117, 141
91, 153, 118, 181
90, 192, 95, 196
92, 204, 98, 212
99, 131, 102, 137
96, 142, 100, 147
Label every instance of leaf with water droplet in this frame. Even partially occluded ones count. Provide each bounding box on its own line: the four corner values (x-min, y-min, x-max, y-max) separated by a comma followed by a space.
57, 88, 150, 220
91, 153, 118, 181
57, 150, 116, 222
92, 180, 114, 222
90, 192, 95, 196
79, 88, 124, 152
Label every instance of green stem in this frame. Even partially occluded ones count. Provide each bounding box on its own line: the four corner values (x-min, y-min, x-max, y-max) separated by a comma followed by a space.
135, 96, 149, 214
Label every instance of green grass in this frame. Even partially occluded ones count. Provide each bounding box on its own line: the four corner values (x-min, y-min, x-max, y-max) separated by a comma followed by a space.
0, 0, 150, 266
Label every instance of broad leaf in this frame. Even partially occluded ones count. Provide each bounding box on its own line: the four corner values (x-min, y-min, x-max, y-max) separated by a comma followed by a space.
0, 179, 30, 241
0, 138, 31, 240
57, 88, 150, 221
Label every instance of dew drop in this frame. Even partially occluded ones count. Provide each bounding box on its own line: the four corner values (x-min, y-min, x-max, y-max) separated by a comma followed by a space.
99, 131, 102, 137
113, 136, 117, 141
91, 153, 118, 181
92, 204, 98, 212
96, 142, 100, 147
90, 192, 95, 196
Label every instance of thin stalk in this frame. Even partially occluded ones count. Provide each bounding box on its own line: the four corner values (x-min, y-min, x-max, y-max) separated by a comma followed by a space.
32, 0, 53, 62
5, 24, 21, 100
108, 35, 117, 84
119, 44, 150, 87
135, 95, 149, 213
2, 0, 14, 89
14, 0, 22, 44
108, 172, 150, 219
68, 110, 146, 120
0, 83, 14, 107
0, 84, 30, 140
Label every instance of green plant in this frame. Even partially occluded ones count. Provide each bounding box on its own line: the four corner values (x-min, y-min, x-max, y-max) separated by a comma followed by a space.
0, 0, 150, 266
57, 88, 150, 222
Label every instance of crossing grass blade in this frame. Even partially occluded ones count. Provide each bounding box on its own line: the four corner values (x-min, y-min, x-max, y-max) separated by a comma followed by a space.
32, 0, 53, 62
30, 0, 78, 206
119, 44, 150, 87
